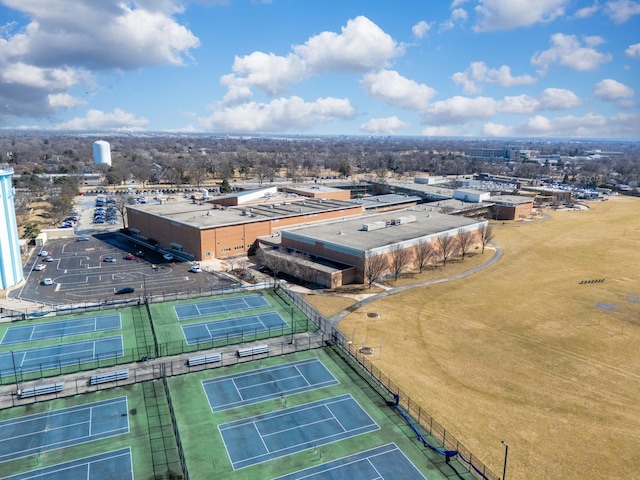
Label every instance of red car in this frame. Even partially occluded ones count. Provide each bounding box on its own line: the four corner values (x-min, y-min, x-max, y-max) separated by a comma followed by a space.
124, 253, 136, 260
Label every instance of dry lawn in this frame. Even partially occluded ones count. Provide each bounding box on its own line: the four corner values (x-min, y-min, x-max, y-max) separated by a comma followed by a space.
322, 196, 640, 479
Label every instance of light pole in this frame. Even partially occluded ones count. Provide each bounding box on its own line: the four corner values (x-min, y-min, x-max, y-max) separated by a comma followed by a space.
501, 441, 509, 480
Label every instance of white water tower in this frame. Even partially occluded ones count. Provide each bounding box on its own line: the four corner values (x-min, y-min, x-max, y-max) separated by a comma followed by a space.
93, 140, 112, 166
0, 166, 24, 289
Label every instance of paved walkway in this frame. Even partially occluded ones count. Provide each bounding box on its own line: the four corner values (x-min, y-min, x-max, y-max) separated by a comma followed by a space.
325, 243, 503, 329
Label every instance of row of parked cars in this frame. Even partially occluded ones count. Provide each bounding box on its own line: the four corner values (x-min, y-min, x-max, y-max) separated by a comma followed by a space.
94, 196, 118, 224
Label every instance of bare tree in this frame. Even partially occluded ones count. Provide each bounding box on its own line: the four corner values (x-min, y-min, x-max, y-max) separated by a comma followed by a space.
436, 235, 459, 266
413, 240, 435, 273
457, 229, 476, 259
478, 224, 494, 253
364, 255, 388, 289
389, 245, 413, 281
115, 195, 133, 229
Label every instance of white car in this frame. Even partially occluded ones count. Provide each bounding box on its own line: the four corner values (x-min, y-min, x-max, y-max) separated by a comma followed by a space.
34, 264, 46, 271
39, 250, 48, 257
163, 253, 174, 261
42, 278, 53, 285
190, 265, 202, 273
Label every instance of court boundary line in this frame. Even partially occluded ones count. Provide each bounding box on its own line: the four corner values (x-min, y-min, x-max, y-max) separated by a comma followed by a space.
202, 357, 339, 411
273, 443, 427, 480
0, 397, 129, 464
173, 293, 270, 321
219, 394, 380, 470
1, 447, 133, 480
182, 312, 287, 345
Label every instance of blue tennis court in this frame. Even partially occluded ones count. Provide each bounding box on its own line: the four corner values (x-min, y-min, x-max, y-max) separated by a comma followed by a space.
2, 448, 133, 480
182, 312, 287, 344
0, 397, 129, 463
0, 336, 123, 376
174, 294, 269, 320
219, 394, 378, 470
1, 314, 122, 345
203, 357, 339, 412
274, 443, 426, 480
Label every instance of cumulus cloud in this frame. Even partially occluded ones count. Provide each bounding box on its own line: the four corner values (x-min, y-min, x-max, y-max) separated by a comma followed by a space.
625, 43, 640, 59
531, 33, 612, 74
421, 125, 461, 136
48, 93, 87, 109
452, 61, 537, 94
412, 20, 433, 38
222, 16, 403, 97
197, 96, 355, 132
424, 96, 497, 124
603, 0, 640, 23
360, 70, 436, 110
0, 0, 200, 124
498, 88, 581, 113
56, 108, 149, 131
473, 0, 568, 31
360, 116, 410, 134
594, 79, 635, 101
573, 2, 601, 18
482, 112, 608, 137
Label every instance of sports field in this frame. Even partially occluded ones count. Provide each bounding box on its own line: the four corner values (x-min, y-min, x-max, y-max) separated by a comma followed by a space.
150, 289, 314, 356
0, 310, 152, 383
167, 348, 475, 479
330, 195, 640, 479
0, 385, 159, 479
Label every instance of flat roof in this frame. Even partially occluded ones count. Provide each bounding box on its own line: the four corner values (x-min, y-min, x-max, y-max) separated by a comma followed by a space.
282, 208, 485, 253
128, 196, 362, 229
489, 195, 535, 205
282, 185, 345, 194
353, 194, 422, 209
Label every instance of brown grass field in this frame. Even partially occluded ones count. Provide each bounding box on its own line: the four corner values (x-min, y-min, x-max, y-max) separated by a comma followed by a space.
306, 195, 640, 480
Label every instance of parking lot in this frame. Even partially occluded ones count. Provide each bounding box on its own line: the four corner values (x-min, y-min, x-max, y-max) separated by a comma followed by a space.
12, 232, 238, 306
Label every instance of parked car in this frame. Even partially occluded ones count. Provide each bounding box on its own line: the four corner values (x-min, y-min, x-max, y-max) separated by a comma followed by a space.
163, 253, 174, 261
76, 237, 90, 242
42, 278, 53, 286
103, 256, 117, 263
115, 287, 135, 295
190, 265, 202, 273
45, 256, 53, 262
34, 263, 46, 271
39, 250, 48, 256
124, 253, 136, 260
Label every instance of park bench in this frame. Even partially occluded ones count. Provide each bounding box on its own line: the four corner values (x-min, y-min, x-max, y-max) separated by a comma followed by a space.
187, 353, 222, 367
88, 370, 129, 386
237, 344, 269, 357
19, 382, 64, 399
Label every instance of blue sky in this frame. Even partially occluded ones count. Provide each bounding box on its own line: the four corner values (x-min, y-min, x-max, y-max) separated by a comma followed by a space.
0, 0, 638, 137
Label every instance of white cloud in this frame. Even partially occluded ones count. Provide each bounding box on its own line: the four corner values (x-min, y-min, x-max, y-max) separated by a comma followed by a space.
222, 16, 403, 97
625, 43, 640, 59
482, 112, 608, 137
452, 61, 536, 94
412, 20, 433, 38
531, 33, 612, 74
594, 79, 635, 101
497, 88, 581, 113
603, 0, 640, 23
573, 2, 600, 18
451, 0, 471, 7
198, 96, 355, 132
360, 70, 436, 110
56, 108, 149, 131
473, 0, 568, 32
0, 1, 200, 123
48, 93, 87, 109
421, 125, 462, 136
424, 96, 497, 124
360, 116, 410, 134
451, 8, 468, 21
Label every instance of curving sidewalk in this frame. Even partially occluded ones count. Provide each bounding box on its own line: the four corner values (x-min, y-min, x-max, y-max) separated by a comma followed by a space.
326, 242, 503, 329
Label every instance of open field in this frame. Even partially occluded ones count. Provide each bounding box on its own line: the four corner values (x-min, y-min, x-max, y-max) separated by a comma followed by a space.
320, 195, 640, 479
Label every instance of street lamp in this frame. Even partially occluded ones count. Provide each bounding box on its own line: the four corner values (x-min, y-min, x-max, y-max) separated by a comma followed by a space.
501, 441, 509, 480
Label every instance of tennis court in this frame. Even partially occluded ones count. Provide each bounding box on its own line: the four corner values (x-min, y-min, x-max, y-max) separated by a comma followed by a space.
174, 294, 269, 320
0, 314, 122, 345
275, 443, 426, 480
2, 448, 133, 480
182, 312, 287, 344
218, 394, 378, 470
0, 397, 129, 464
0, 336, 123, 376
202, 357, 339, 412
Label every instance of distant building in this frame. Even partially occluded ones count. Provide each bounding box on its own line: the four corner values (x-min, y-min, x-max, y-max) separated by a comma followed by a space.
0, 166, 24, 289
93, 140, 112, 167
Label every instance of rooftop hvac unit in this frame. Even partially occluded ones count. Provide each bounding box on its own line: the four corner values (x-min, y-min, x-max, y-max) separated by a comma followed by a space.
362, 221, 386, 231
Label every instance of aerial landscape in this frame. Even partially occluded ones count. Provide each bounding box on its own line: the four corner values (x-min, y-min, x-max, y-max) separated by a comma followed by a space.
0, 1, 639, 480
